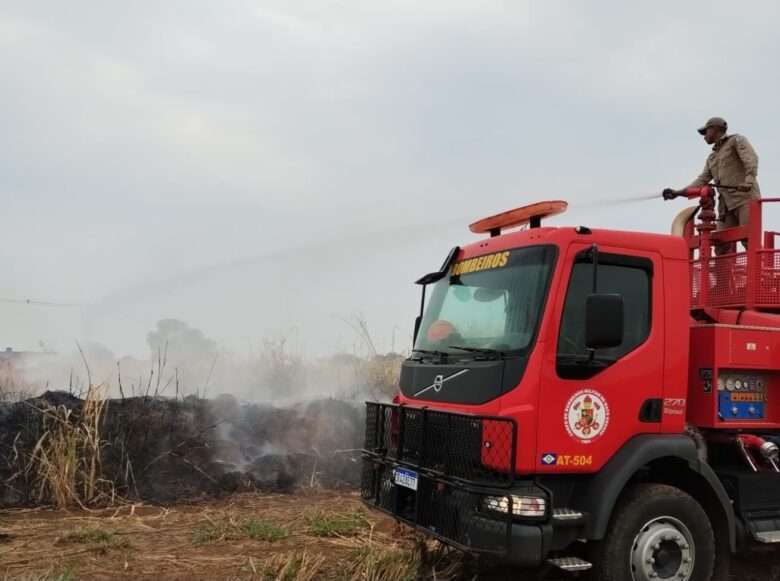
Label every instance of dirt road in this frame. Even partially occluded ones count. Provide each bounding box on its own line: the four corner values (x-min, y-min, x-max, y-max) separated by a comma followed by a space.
1, 491, 778, 580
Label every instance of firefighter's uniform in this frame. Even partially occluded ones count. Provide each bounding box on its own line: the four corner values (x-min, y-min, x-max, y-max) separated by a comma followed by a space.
687, 133, 761, 228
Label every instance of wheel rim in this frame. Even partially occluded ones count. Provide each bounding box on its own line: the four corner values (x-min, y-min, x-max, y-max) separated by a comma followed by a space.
630, 516, 695, 581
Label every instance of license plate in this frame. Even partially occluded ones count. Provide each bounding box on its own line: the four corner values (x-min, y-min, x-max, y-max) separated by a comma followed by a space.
393, 467, 418, 491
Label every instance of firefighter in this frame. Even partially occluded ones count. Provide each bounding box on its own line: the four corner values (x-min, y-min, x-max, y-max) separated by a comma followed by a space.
663, 117, 760, 253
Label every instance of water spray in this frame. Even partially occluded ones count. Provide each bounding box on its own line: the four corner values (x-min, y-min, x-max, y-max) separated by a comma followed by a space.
573, 183, 745, 211
570, 192, 662, 211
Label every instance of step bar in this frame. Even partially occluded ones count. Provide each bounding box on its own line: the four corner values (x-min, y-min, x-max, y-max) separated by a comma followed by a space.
755, 530, 780, 543
552, 508, 585, 522
547, 556, 593, 572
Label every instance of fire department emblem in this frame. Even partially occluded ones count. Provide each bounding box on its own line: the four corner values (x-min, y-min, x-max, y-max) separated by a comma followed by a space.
565, 389, 610, 443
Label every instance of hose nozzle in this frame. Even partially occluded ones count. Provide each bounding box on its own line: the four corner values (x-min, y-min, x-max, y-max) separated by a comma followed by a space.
738, 435, 780, 472
760, 440, 780, 472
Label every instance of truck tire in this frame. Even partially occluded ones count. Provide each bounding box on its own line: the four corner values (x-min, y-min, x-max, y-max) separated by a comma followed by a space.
590, 483, 716, 581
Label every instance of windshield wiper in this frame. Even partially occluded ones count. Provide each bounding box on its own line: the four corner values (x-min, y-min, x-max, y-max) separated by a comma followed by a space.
410, 349, 449, 361
447, 345, 505, 359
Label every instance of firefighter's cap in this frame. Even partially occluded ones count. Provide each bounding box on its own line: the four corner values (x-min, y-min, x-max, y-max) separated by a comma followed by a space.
698, 116, 728, 135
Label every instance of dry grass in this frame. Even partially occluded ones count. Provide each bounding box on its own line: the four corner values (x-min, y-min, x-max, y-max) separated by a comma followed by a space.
22, 385, 115, 509
343, 535, 466, 581
250, 551, 326, 581
3, 568, 77, 581
0, 492, 462, 581
361, 355, 403, 401
347, 543, 420, 581
237, 543, 457, 581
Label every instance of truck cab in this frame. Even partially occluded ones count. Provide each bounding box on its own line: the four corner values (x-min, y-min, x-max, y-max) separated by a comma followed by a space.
362, 193, 780, 581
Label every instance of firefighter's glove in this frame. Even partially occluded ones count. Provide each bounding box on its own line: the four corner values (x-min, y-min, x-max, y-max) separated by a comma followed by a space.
662, 188, 679, 200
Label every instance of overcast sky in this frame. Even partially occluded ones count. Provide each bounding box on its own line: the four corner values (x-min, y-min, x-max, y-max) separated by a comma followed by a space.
1, 1, 779, 358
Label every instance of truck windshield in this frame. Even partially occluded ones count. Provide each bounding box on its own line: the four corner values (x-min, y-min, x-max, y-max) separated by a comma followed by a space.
414, 245, 557, 355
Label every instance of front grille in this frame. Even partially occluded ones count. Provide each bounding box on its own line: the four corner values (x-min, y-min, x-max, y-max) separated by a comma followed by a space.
363, 402, 517, 486
361, 402, 518, 555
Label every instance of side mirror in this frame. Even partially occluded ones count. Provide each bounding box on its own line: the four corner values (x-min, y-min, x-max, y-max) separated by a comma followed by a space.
585, 294, 623, 349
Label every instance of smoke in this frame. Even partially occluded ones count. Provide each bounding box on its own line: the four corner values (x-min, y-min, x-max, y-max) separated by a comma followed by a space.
81, 215, 469, 358
3, 314, 400, 402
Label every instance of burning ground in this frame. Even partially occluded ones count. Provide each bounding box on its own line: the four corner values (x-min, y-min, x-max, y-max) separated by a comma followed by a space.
0, 391, 364, 508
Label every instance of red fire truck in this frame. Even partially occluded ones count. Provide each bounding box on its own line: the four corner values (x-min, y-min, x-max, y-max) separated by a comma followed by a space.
361, 188, 780, 580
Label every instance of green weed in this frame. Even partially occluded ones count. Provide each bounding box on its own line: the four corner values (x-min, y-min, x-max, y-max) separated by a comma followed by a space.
193, 517, 289, 545
56, 528, 129, 556
243, 519, 289, 542
305, 510, 369, 538
58, 529, 114, 545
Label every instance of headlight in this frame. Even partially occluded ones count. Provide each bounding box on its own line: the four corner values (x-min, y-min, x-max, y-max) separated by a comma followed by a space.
483, 495, 546, 518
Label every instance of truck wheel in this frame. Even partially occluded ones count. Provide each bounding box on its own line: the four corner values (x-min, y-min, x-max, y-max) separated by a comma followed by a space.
591, 483, 715, 581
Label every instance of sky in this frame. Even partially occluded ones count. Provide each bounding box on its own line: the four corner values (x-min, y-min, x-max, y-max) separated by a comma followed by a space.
1, 1, 779, 358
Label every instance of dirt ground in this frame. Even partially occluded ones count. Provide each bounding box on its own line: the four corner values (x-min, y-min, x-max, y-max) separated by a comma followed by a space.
1, 491, 779, 581
0, 491, 454, 581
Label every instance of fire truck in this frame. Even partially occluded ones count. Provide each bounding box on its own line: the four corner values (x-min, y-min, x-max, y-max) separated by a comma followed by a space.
361, 188, 780, 580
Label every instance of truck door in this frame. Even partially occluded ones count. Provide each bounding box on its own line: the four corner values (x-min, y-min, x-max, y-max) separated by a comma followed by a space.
536, 246, 664, 473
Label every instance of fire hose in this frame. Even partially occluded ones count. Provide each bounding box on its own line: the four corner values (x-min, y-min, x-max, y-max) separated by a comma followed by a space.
574, 183, 744, 210
663, 183, 748, 201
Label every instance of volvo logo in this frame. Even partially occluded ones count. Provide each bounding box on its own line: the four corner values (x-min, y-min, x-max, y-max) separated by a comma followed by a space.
414, 369, 470, 397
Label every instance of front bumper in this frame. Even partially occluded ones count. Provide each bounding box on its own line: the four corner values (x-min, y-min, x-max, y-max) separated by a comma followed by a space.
361, 457, 547, 566
361, 402, 548, 567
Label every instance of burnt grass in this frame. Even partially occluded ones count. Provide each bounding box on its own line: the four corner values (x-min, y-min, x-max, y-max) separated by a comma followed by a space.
0, 391, 363, 507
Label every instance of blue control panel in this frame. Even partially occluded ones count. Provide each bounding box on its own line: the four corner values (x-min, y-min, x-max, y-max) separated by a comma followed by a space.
717, 373, 768, 421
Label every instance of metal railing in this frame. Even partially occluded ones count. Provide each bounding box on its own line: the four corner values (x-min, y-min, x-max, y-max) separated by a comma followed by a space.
689, 198, 780, 310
